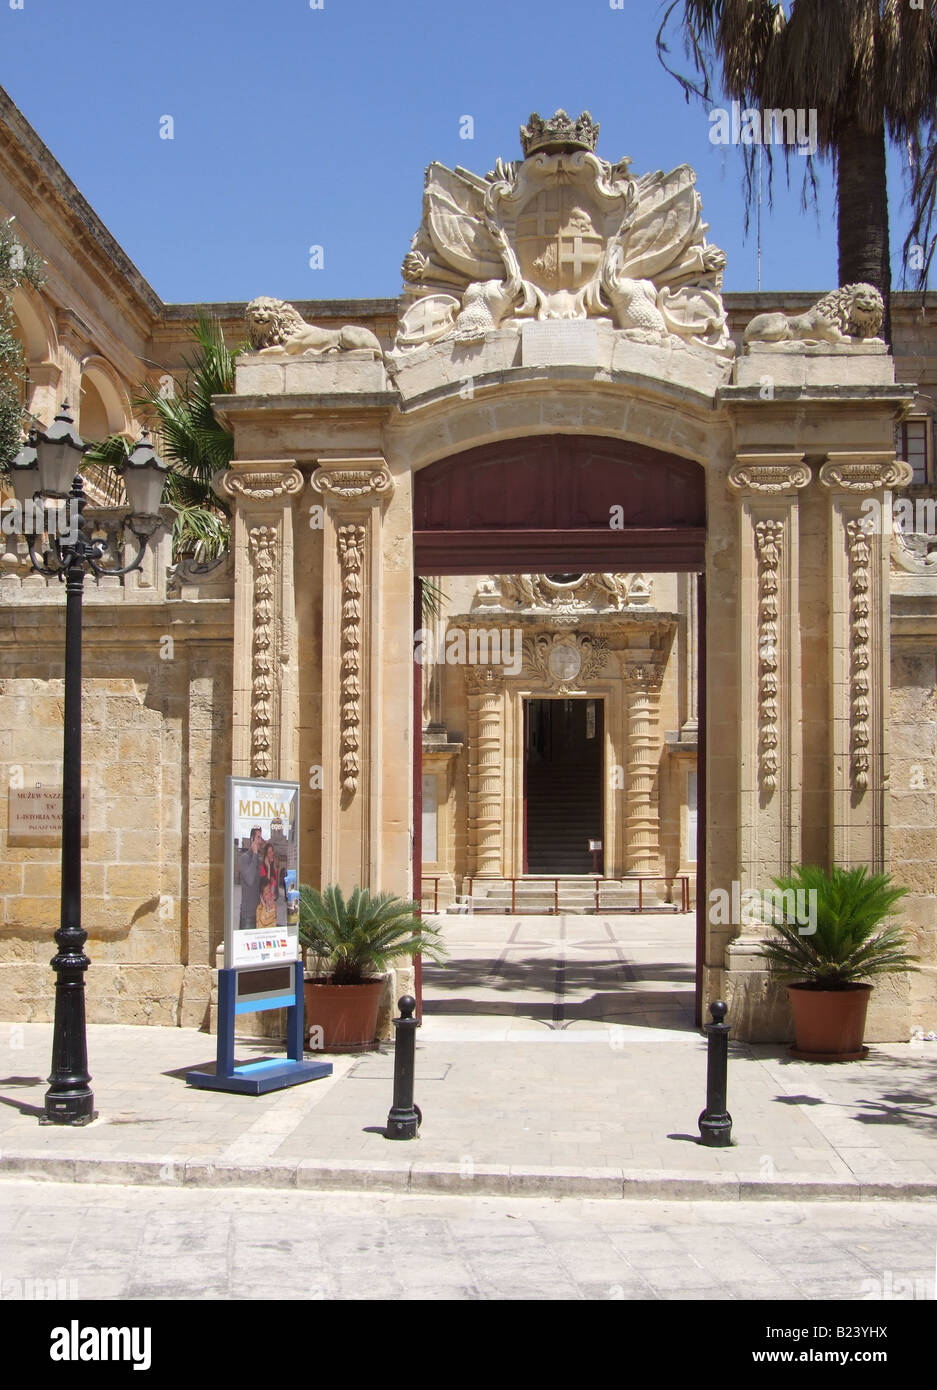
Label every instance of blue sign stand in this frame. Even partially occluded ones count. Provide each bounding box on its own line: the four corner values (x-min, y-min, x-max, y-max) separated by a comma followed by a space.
187, 961, 332, 1095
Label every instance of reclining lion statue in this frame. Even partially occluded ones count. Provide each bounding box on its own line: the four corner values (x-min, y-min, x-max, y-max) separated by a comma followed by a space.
743, 283, 884, 346
246, 296, 383, 358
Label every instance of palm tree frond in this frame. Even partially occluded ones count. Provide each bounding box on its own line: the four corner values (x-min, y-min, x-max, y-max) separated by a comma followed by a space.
758, 864, 918, 986
299, 883, 447, 985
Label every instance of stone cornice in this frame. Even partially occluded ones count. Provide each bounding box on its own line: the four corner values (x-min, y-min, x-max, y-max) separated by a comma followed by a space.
0, 599, 233, 643
56, 307, 94, 351
819, 453, 914, 493
719, 384, 913, 407
0, 88, 162, 327
456, 610, 679, 631
210, 393, 398, 431
728, 454, 811, 495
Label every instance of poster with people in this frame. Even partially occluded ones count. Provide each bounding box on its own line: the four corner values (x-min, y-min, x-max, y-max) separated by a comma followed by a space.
224, 776, 300, 970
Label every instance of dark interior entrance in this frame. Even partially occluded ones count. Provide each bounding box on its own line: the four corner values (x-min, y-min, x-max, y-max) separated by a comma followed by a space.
525, 699, 604, 874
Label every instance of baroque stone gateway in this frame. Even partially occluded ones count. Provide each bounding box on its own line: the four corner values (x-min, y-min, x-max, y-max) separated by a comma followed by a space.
0, 98, 934, 1044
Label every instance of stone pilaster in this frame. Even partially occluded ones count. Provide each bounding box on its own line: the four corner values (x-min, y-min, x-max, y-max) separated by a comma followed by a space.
679, 571, 699, 737
55, 308, 89, 414
623, 658, 665, 875
215, 460, 304, 780
728, 455, 810, 898
310, 458, 394, 889
465, 666, 505, 878
819, 453, 912, 870
24, 361, 62, 427
423, 576, 446, 733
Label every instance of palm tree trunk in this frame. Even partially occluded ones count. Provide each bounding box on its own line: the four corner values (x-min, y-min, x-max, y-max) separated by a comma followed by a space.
837, 121, 892, 345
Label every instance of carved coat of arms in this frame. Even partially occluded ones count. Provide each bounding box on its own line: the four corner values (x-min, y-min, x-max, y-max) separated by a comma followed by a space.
394, 109, 732, 362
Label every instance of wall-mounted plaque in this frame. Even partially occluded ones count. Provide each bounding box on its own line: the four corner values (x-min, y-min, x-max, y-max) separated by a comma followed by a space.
8, 787, 88, 843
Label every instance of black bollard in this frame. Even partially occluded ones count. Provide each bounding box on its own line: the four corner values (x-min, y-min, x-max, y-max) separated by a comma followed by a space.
386, 995, 421, 1140
698, 1000, 733, 1147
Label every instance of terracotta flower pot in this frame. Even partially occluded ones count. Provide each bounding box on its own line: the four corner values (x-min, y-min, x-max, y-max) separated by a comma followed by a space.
787, 982, 873, 1062
303, 978, 384, 1050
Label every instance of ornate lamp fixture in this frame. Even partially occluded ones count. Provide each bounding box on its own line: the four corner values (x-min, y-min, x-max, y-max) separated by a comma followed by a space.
11, 406, 168, 1125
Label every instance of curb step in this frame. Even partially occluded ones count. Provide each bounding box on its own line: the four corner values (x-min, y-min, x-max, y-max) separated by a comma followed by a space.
1, 1152, 935, 1201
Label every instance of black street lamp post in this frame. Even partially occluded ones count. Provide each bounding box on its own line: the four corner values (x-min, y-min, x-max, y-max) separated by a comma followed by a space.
12, 406, 168, 1125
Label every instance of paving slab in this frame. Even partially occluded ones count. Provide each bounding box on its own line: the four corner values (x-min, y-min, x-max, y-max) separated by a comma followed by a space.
0, 914, 935, 1200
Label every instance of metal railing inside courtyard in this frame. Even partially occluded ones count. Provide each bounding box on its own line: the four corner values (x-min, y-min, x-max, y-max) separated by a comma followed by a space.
420, 875, 691, 915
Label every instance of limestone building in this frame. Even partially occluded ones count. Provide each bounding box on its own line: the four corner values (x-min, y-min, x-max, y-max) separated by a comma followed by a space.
1, 92, 935, 1042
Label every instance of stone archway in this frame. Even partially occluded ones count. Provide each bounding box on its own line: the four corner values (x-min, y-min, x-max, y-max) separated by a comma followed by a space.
411, 433, 707, 1017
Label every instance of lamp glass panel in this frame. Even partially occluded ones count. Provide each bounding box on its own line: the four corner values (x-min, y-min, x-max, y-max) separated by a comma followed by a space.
124, 465, 165, 516
37, 443, 82, 497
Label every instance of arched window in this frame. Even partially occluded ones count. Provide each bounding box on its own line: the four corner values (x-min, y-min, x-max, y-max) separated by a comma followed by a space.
78, 374, 110, 442
78, 359, 132, 442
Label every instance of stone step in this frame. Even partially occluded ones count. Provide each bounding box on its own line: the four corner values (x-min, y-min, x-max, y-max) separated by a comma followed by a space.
457, 878, 683, 913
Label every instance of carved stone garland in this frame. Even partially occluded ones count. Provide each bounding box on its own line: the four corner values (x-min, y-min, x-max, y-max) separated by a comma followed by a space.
754, 519, 783, 793
248, 526, 277, 779
338, 524, 366, 798
846, 518, 873, 792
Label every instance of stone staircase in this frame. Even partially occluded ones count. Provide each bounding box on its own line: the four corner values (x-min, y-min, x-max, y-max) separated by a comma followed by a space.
525, 763, 602, 874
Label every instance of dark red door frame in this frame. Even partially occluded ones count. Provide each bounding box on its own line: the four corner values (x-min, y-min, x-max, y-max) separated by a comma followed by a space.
414, 529, 706, 574
694, 571, 707, 1028
412, 577, 423, 1022
522, 698, 529, 876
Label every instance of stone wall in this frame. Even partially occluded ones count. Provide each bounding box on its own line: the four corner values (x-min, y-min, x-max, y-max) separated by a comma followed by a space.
890, 615, 937, 1029
0, 529, 232, 1027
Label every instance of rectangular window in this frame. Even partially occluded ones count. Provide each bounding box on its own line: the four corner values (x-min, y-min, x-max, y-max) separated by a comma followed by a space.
895, 419, 930, 487
685, 770, 698, 865
421, 773, 438, 864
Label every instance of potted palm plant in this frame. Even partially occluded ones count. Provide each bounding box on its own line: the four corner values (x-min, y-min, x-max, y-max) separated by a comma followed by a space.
758, 865, 918, 1061
299, 884, 447, 1049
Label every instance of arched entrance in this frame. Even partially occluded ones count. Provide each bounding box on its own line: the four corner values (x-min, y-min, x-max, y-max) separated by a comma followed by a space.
412, 433, 707, 1024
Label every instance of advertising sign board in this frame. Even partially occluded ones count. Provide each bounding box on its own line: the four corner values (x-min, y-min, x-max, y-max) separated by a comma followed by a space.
224, 776, 300, 971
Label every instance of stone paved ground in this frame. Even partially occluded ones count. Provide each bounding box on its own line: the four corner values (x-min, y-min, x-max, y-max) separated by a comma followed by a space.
0, 915, 935, 1195
1, 1182, 935, 1303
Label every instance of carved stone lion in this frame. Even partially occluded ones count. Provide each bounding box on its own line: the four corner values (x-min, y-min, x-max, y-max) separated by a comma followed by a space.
246, 297, 383, 358
743, 283, 884, 346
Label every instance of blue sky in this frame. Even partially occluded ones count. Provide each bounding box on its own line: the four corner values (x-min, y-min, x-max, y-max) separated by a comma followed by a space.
0, 0, 922, 304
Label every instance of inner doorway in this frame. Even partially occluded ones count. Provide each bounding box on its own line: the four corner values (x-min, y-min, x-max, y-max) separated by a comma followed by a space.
524, 698, 604, 875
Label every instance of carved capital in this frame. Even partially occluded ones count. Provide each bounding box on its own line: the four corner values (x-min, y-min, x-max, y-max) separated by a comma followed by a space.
819, 455, 913, 493
728, 457, 811, 495
464, 665, 506, 696
217, 461, 304, 503
624, 661, 665, 692
311, 458, 394, 505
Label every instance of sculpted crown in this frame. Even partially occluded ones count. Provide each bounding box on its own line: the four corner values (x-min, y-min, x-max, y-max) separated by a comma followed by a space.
519, 109, 599, 158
